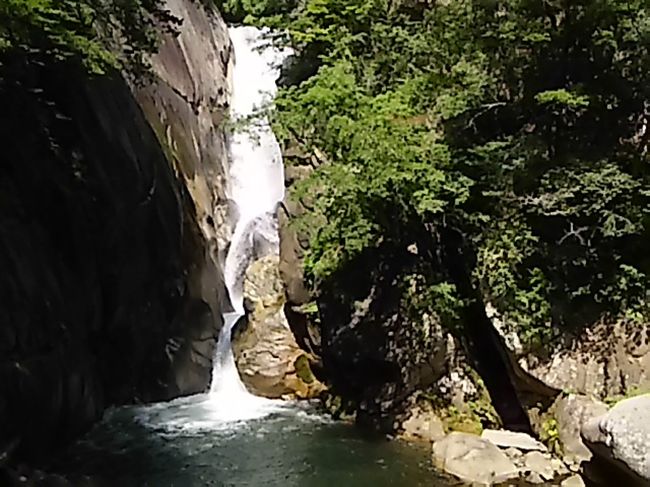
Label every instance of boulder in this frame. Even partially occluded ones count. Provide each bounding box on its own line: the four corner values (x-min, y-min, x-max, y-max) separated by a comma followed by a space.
432, 432, 519, 485
481, 429, 547, 452
561, 474, 586, 487
232, 256, 325, 398
400, 406, 445, 442
582, 394, 650, 483
522, 451, 556, 481
545, 394, 609, 469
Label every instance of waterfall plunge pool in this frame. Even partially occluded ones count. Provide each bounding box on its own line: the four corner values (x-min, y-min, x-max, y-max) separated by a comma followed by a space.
52, 396, 452, 486
49, 26, 451, 487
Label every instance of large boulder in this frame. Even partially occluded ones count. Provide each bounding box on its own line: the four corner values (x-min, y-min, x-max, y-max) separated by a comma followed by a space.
432, 432, 519, 485
582, 394, 650, 484
232, 256, 325, 398
541, 394, 609, 469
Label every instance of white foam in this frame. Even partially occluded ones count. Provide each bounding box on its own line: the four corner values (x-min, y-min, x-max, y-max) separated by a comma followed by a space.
204, 26, 290, 422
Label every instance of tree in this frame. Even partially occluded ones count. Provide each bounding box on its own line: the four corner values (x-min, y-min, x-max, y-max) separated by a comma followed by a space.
223, 0, 650, 350
0, 0, 179, 74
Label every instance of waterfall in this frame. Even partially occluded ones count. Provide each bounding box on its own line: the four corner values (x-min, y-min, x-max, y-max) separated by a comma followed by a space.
206, 26, 289, 420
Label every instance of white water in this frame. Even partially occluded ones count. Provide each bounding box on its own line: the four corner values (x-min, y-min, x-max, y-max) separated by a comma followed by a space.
204, 26, 290, 421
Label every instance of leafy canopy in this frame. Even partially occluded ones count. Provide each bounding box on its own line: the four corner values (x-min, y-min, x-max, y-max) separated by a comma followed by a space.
0, 0, 179, 74
223, 0, 650, 348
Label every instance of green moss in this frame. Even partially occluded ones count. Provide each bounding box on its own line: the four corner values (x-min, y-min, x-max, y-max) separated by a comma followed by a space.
294, 354, 315, 384
604, 386, 650, 407
295, 301, 319, 315
420, 380, 500, 436
440, 405, 484, 435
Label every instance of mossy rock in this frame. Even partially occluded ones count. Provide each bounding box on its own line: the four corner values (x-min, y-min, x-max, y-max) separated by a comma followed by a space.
294, 354, 315, 384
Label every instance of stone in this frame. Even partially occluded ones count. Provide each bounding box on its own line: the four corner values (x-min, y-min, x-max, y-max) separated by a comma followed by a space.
526, 471, 545, 484
582, 394, 650, 481
432, 432, 520, 485
400, 407, 445, 442
232, 256, 325, 399
503, 447, 524, 459
523, 451, 556, 481
0, 0, 232, 457
551, 457, 570, 476
561, 474, 586, 487
549, 394, 609, 468
524, 321, 650, 400
481, 429, 547, 452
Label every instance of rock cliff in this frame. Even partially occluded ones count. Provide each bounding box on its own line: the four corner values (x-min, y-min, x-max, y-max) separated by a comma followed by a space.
0, 0, 232, 460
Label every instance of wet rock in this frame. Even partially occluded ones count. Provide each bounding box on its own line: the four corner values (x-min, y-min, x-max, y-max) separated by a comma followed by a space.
481, 429, 547, 452
432, 432, 519, 485
233, 256, 325, 398
582, 394, 650, 483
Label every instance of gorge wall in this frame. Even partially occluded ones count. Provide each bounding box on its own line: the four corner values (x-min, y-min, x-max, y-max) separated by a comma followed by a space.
0, 0, 232, 460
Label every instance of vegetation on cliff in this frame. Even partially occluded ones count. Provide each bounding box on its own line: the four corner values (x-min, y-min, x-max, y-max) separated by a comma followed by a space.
0, 0, 179, 74
222, 0, 650, 350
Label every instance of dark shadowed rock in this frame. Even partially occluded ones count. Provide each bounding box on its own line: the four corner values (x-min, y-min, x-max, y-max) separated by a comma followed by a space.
0, 0, 230, 461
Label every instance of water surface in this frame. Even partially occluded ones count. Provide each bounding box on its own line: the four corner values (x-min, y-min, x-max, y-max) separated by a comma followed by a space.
55, 396, 452, 486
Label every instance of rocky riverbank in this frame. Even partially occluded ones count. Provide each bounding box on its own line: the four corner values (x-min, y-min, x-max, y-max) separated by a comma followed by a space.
397, 393, 650, 485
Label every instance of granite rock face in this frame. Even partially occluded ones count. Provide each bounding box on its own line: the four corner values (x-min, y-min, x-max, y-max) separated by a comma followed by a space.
400, 403, 446, 442
481, 429, 547, 452
523, 321, 650, 400
232, 256, 325, 399
582, 394, 650, 483
0, 0, 231, 459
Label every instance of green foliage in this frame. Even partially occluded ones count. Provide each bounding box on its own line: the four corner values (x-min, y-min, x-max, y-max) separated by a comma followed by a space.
276, 59, 471, 280
0, 0, 179, 74
294, 354, 316, 384
239, 0, 650, 349
535, 89, 590, 109
401, 273, 464, 334
603, 387, 650, 406
540, 417, 562, 456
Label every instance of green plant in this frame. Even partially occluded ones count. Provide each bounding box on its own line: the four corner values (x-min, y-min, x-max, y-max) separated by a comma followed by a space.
540, 417, 562, 456
0, 0, 180, 74
232, 0, 650, 347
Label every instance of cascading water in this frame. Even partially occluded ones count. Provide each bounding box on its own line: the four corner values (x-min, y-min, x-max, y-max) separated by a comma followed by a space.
52, 26, 448, 487
206, 26, 290, 420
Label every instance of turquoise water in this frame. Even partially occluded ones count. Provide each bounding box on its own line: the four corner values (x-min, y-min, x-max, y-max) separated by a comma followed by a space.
54, 396, 452, 486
